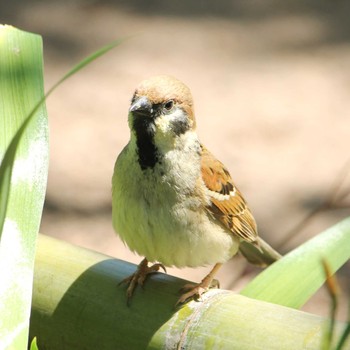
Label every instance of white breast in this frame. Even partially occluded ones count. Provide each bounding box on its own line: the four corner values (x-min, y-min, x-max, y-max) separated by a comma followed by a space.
112, 132, 239, 268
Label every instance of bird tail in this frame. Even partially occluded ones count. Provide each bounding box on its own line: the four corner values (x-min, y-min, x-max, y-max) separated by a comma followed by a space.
239, 237, 281, 267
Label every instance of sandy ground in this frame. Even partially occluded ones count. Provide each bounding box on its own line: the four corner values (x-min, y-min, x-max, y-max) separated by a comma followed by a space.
2, 1, 350, 321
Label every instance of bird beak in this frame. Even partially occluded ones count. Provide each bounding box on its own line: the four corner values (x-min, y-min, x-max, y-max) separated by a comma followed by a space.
129, 96, 152, 116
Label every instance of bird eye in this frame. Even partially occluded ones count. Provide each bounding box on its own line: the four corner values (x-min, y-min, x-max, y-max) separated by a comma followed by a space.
164, 100, 174, 111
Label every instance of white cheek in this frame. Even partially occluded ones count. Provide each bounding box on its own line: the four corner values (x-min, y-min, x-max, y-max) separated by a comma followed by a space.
155, 109, 186, 132
169, 108, 188, 125
154, 115, 171, 134
154, 109, 188, 149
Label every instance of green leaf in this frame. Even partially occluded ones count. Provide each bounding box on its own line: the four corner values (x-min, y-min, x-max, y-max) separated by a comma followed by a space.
0, 25, 125, 349
0, 31, 126, 235
29, 337, 39, 350
0, 25, 48, 349
240, 217, 350, 309
335, 305, 350, 350
45, 37, 126, 98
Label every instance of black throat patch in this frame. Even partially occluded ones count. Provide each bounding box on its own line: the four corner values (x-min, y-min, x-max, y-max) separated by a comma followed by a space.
132, 114, 159, 170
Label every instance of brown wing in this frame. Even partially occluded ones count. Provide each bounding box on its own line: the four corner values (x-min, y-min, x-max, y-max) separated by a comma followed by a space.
201, 145, 258, 243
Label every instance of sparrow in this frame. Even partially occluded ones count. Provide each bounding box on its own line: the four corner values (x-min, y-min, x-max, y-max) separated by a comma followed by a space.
112, 75, 281, 305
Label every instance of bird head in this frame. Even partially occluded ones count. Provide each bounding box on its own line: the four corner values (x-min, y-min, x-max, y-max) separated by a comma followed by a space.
127, 75, 198, 170
128, 75, 196, 139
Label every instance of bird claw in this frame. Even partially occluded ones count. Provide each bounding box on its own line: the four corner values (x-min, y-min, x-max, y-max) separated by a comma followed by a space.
176, 278, 220, 306
119, 259, 167, 305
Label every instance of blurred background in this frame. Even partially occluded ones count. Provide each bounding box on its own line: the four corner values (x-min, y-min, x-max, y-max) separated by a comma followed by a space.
1, 0, 350, 320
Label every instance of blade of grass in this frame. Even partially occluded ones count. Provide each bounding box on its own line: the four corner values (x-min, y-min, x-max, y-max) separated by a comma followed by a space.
240, 217, 350, 309
335, 303, 350, 350
0, 25, 48, 350
0, 35, 126, 238
0, 25, 126, 349
29, 337, 39, 350
45, 37, 127, 99
321, 260, 339, 350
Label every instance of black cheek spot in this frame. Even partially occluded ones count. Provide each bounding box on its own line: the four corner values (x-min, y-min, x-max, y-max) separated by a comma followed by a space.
172, 117, 190, 136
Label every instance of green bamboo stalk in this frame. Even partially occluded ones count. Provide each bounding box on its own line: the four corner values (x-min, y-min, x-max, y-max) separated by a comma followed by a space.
30, 234, 349, 350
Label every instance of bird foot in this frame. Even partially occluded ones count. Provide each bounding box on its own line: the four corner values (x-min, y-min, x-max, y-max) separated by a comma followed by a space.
119, 258, 166, 305
176, 278, 220, 306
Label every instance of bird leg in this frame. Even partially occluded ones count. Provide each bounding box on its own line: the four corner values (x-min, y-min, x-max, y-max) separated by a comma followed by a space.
119, 258, 166, 304
176, 263, 223, 306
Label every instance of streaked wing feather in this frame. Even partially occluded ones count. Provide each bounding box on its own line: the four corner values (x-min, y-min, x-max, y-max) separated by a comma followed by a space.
201, 145, 258, 243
